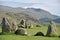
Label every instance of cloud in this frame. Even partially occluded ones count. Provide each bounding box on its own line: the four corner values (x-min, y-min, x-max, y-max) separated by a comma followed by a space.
0, 0, 41, 3
0, 0, 60, 16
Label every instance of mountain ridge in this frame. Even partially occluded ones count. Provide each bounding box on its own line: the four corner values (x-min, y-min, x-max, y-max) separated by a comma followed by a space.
0, 5, 60, 23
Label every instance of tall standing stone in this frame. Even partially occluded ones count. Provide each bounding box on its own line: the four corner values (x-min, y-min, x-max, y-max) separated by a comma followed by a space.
46, 21, 57, 37
1, 17, 18, 33
1, 17, 11, 33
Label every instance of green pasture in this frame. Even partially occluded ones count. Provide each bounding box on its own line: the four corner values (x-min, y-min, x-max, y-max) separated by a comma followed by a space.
0, 26, 60, 40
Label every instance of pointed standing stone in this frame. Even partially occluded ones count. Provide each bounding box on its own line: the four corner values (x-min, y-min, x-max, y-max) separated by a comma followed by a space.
1, 17, 11, 33
1, 17, 18, 33
46, 21, 57, 37
18, 19, 26, 28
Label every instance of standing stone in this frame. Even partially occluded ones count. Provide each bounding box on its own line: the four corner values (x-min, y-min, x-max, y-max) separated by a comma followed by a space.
1, 17, 18, 33
34, 32, 44, 36
30, 24, 33, 28
1, 17, 11, 33
25, 23, 28, 28
29, 24, 33, 28
15, 28, 27, 35
16, 19, 27, 35
11, 22, 18, 32
21, 20, 25, 25
26, 22, 33, 29
59, 36, 60, 38
46, 21, 57, 37
18, 19, 26, 28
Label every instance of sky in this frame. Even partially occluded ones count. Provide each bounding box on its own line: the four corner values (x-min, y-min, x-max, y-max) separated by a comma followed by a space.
0, 0, 60, 16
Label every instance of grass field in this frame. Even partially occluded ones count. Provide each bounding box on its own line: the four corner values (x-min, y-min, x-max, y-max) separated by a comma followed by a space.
0, 26, 60, 40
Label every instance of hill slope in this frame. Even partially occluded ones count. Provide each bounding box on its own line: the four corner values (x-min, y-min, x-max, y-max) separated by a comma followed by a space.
0, 5, 59, 19
0, 5, 60, 23
0, 12, 39, 25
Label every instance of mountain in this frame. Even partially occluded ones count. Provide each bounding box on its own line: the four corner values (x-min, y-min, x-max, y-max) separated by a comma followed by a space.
53, 18, 60, 23
0, 5, 59, 19
0, 5, 60, 24
26, 8, 59, 19
39, 17, 52, 22
39, 15, 60, 22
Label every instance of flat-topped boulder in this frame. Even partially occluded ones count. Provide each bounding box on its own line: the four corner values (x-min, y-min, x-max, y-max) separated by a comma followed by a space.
15, 28, 27, 35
